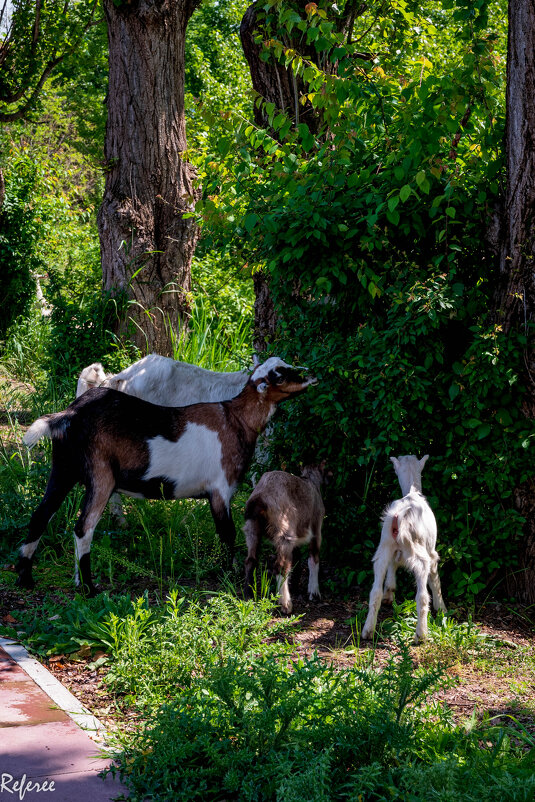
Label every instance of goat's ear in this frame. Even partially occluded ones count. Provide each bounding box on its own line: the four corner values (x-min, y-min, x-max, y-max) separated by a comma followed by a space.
419, 454, 429, 470
252, 354, 261, 368
390, 456, 400, 471
256, 381, 268, 394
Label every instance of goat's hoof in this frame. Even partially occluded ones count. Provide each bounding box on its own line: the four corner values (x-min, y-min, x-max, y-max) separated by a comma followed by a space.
308, 591, 321, 602
16, 575, 35, 590
78, 583, 98, 598
361, 628, 373, 641
413, 632, 427, 645
280, 603, 293, 615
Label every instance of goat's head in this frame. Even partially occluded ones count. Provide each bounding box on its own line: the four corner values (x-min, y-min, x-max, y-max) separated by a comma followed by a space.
301, 460, 331, 488
390, 454, 429, 496
250, 357, 317, 402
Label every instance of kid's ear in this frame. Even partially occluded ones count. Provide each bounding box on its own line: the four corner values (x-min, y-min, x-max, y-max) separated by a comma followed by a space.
390, 456, 400, 470
419, 454, 429, 469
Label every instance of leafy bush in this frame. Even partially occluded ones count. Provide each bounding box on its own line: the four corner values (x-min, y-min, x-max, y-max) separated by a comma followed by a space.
198, 0, 529, 600
0, 155, 45, 337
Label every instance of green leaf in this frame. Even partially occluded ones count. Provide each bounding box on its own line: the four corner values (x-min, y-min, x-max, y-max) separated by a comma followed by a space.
399, 185, 411, 203
477, 423, 491, 440
415, 170, 426, 187
449, 383, 460, 401
244, 213, 259, 233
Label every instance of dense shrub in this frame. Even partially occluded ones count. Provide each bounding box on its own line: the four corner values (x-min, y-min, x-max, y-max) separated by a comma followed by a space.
198, 0, 530, 599
0, 156, 44, 338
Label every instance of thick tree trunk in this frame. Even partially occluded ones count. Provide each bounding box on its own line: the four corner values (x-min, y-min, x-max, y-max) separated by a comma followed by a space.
496, 0, 535, 604
98, 0, 201, 356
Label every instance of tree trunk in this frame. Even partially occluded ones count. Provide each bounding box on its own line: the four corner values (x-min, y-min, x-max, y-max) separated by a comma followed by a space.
496, 0, 535, 604
98, 0, 201, 356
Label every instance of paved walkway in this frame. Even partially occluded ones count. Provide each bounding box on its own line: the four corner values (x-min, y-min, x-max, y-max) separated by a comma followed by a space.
0, 642, 128, 801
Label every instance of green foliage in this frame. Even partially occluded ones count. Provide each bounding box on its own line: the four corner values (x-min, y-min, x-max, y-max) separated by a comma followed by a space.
0, 592, 138, 657
184, 0, 250, 154
197, 0, 528, 599
105, 590, 296, 707
0, 0, 99, 121
0, 154, 44, 337
109, 638, 535, 802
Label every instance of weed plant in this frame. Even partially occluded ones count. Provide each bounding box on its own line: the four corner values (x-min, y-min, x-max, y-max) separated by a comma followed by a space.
107, 639, 535, 802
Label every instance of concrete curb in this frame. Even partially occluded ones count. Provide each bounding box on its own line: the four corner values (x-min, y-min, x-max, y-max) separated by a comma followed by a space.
0, 637, 110, 746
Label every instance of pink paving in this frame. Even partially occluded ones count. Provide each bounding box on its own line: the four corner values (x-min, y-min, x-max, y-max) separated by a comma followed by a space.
0, 646, 127, 801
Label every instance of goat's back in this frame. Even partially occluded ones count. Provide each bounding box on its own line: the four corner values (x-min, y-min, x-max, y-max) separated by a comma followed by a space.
382, 491, 437, 552
104, 354, 248, 406
246, 470, 324, 529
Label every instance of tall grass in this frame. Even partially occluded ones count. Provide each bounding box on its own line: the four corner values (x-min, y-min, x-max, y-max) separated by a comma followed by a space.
169, 297, 253, 370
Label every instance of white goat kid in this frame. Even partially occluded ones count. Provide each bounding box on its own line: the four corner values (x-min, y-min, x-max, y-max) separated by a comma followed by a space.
361, 455, 446, 643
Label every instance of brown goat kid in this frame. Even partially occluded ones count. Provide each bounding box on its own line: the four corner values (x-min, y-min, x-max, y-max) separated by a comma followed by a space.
18, 358, 317, 595
243, 464, 327, 614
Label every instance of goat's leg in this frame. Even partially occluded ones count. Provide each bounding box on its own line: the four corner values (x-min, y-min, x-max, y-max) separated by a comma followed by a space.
108, 491, 127, 529
209, 490, 236, 565
383, 559, 398, 604
307, 527, 322, 602
428, 558, 447, 613
413, 557, 431, 643
361, 549, 391, 640
17, 467, 75, 590
275, 546, 294, 614
74, 472, 115, 596
243, 518, 260, 599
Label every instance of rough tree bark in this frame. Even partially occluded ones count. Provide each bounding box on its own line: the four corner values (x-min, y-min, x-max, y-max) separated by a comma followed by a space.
98, 0, 201, 356
495, 0, 535, 604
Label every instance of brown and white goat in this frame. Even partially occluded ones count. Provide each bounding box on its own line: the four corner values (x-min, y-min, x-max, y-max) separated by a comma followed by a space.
243, 464, 326, 614
76, 354, 252, 526
361, 455, 447, 643
18, 358, 317, 595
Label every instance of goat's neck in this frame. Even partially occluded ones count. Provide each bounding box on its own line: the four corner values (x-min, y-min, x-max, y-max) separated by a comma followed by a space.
227, 386, 277, 440
400, 480, 422, 496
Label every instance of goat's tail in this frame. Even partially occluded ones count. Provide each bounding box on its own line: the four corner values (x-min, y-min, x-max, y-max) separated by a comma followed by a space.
23, 413, 69, 448
383, 504, 422, 546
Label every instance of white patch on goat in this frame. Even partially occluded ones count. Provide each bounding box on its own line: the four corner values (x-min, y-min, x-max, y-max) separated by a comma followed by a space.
307, 555, 320, 599
277, 572, 292, 614
251, 356, 291, 382
20, 541, 39, 559
143, 422, 233, 503
74, 531, 94, 585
